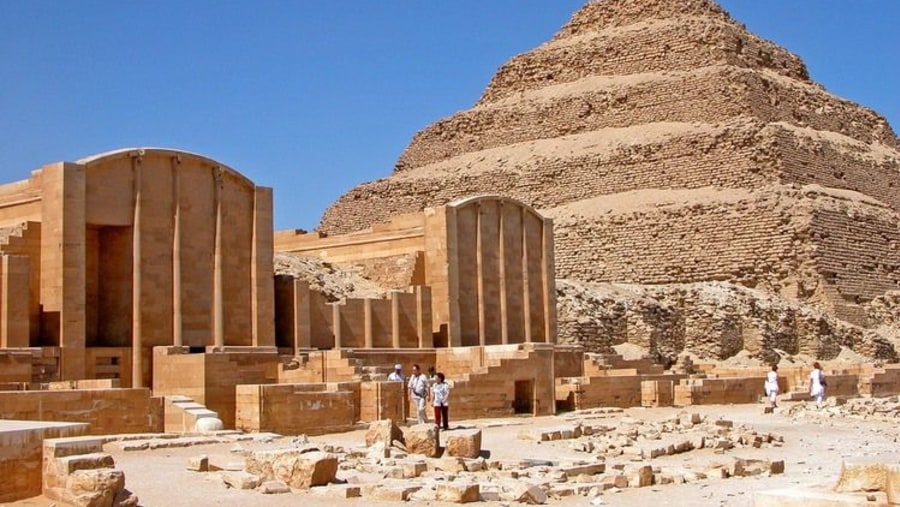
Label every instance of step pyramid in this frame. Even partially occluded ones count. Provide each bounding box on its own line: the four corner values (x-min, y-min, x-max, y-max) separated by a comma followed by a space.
318, 0, 900, 336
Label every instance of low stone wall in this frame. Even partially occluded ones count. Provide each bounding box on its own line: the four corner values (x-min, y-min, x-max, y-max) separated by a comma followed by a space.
0, 420, 88, 502
235, 382, 358, 436
0, 389, 161, 434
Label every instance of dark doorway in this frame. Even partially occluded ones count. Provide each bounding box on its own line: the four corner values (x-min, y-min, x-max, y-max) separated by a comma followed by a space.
514, 379, 534, 414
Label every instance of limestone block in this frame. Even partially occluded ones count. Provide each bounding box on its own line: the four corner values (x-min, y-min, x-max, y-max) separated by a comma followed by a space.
436, 483, 480, 503
561, 463, 606, 476
446, 429, 482, 459
186, 455, 208, 472
433, 457, 467, 473
363, 484, 421, 501
259, 481, 291, 494
770, 460, 785, 475
627, 465, 654, 488
399, 459, 427, 478
245, 450, 337, 489
404, 424, 439, 457
501, 481, 548, 504
754, 488, 878, 507
66, 469, 125, 507
365, 419, 403, 447
55, 453, 115, 475
222, 471, 259, 490
886, 463, 900, 504
311, 484, 361, 498
835, 461, 887, 493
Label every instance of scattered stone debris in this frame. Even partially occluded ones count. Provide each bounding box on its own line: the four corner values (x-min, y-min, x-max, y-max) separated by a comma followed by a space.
787, 396, 900, 423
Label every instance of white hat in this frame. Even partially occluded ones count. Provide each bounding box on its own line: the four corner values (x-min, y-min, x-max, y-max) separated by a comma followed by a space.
394, 364, 402, 370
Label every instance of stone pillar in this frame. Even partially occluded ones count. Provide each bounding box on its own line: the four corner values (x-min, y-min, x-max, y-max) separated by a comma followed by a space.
292, 278, 310, 354
364, 298, 374, 348
446, 207, 462, 347
131, 156, 144, 387
0, 255, 30, 347
251, 187, 275, 347
391, 291, 401, 348
498, 202, 508, 345
415, 286, 431, 348
171, 156, 183, 347
475, 203, 486, 347
212, 167, 224, 350
40, 162, 87, 380
332, 304, 342, 349
521, 208, 532, 343
541, 218, 557, 343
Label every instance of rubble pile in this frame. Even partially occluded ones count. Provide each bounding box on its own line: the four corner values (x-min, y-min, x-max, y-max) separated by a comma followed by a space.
185, 415, 785, 504
787, 396, 900, 423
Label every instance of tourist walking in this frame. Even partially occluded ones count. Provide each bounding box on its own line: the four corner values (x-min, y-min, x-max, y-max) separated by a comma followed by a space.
764, 364, 780, 408
387, 364, 404, 382
809, 361, 826, 408
431, 372, 450, 431
407, 364, 429, 424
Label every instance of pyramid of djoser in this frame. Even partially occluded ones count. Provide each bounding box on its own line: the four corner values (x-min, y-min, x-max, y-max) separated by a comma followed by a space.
319, 0, 900, 362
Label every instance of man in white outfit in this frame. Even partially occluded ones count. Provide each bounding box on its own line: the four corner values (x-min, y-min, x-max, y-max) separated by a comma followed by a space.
407, 364, 429, 424
387, 364, 404, 382
764, 364, 780, 409
809, 361, 826, 408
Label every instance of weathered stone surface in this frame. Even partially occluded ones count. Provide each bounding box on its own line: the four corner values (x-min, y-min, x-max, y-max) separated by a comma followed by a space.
446, 429, 482, 459
194, 417, 224, 433
186, 455, 209, 472
65, 469, 125, 507
436, 483, 480, 503
886, 463, 900, 504
365, 419, 404, 447
222, 471, 259, 490
311, 484, 362, 498
245, 449, 337, 489
834, 461, 887, 493
754, 488, 876, 506
259, 481, 291, 494
404, 424, 439, 457
501, 481, 548, 504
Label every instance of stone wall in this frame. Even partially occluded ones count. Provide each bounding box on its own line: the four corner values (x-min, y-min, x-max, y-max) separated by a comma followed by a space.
0, 389, 161, 434
235, 382, 358, 436
0, 420, 88, 502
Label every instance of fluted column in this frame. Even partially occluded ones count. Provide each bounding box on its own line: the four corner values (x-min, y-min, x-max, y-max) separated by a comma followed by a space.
131, 155, 144, 387
212, 167, 224, 350
171, 156, 183, 347
522, 208, 532, 343
476, 204, 486, 347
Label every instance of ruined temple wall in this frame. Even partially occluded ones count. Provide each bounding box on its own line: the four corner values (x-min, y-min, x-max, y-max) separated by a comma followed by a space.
479, 16, 807, 106
396, 67, 895, 172
809, 207, 900, 324
0, 389, 161, 434
549, 194, 801, 288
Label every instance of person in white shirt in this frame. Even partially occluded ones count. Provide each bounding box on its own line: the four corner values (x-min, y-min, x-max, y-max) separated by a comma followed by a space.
407, 364, 429, 424
764, 364, 780, 408
809, 361, 826, 408
387, 364, 404, 382
431, 373, 450, 430
431, 372, 450, 431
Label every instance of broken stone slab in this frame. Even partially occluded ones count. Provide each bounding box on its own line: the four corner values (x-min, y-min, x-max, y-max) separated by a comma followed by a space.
436, 483, 480, 503
560, 462, 606, 476
754, 488, 883, 506
362, 483, 421, 501
365, 419, 404, 447
311, 484, 362, 498
886, 463, 900, 504
222, 470, 260, 490
64, 469, 126, 507
403, 424, 440, 457
259, 481, 291, 494
627, 465, 654, 488
431, 457, 467, 473
398, 459, 427, 478
446, 429, 482, 459
500, 481, 548, 505
834, 460, 888, 493
245, 449, 337, 489
186, 455, 209, 472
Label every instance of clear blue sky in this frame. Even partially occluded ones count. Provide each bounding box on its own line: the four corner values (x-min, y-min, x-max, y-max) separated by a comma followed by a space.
1, 1, 897, 230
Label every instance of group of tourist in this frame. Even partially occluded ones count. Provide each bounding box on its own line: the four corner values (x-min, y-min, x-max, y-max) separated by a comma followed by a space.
387, 363, 451, 430
764, 362, 828, 409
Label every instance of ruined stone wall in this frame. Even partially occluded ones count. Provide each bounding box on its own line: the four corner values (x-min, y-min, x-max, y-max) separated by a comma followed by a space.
235, 382, 358, 436
550, 189, 801, 288
477, 16, 807, 107
0, 421, 88, 503
394, 67, 895, 174
0, 389, 161, 434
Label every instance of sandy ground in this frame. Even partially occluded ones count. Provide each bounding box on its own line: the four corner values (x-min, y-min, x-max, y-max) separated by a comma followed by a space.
10, 402, 900, 507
